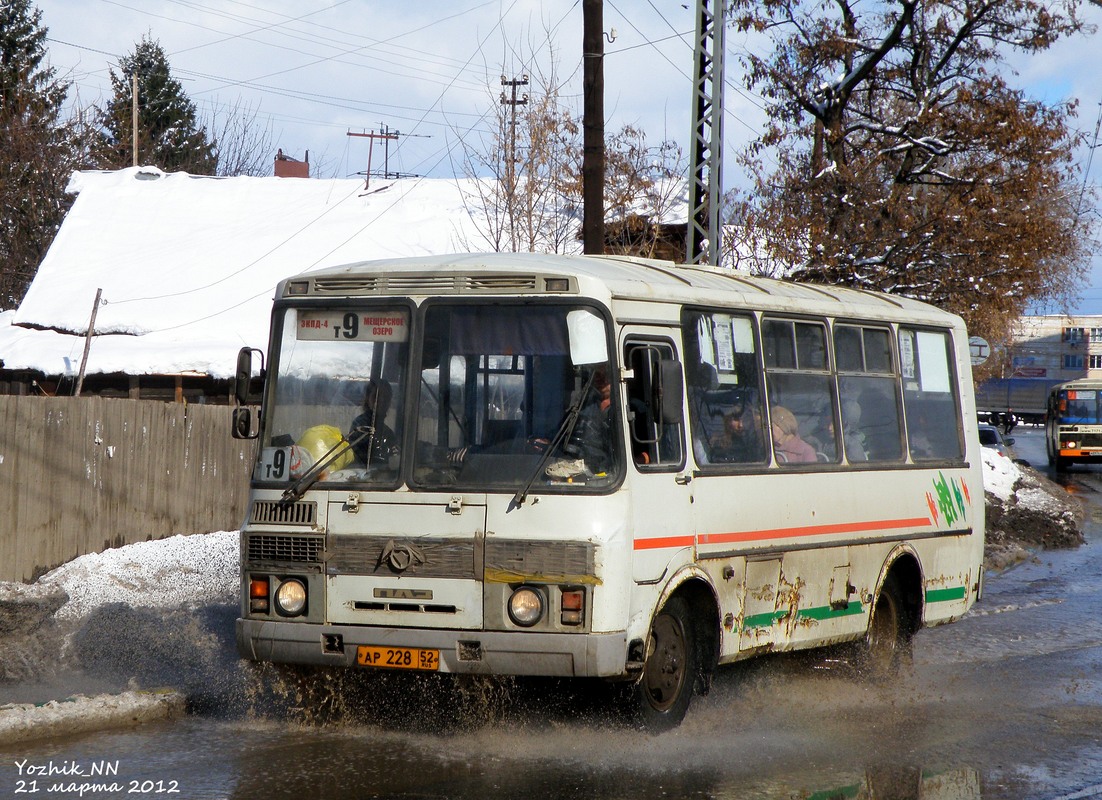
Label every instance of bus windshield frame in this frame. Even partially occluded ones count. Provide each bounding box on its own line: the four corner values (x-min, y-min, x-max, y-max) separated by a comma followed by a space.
252, 299, 623, 494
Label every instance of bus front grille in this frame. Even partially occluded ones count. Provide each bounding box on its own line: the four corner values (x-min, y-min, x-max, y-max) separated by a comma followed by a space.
246, 534, 324, 564
486, 540, 595, 578
251, 500, 317, 526
324, 537, 596, 583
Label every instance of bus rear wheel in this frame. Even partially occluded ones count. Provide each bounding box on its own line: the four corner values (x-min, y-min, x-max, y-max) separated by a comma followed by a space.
861, 576, 913, 680
627, 596, 698, 731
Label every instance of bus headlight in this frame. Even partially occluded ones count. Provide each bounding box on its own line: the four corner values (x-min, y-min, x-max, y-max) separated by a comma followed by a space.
274, 578, 307, 617
508, 587, 544, 627
1066, 440, 1078, 450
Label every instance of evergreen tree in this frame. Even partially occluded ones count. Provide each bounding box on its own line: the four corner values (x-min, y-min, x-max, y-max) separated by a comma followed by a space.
0, 0, 79, 309
95, 35, 216, 174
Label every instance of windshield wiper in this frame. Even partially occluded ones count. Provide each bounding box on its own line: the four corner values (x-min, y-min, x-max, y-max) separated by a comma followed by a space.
281, 428, 370, 503
511, 371, 595, 509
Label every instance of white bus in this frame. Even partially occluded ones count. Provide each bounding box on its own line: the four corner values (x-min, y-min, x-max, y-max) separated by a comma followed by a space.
1046, 377, 1102, 471
232, 252, 984, 729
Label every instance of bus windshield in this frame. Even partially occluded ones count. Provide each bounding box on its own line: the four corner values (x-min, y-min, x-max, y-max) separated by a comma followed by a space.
254, 302, 620, 492
411, 303, 621, 491
257, 307, 411, 486
1056, 389, 1102, 424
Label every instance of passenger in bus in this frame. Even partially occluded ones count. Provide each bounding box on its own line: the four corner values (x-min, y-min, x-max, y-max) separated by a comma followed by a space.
770, 405, 817, 464
349, 378, 399, 465
563, 366, 614, 474
839, 400, 868, 462
710, 403, 765, 463
804, 410, 838, 461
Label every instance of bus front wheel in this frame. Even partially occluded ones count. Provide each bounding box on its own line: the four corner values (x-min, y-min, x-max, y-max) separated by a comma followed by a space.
629, 596, 698, 731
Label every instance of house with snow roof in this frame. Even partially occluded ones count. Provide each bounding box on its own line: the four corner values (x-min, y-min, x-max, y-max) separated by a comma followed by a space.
0, 167, 694, 400
0, 168, 543, 399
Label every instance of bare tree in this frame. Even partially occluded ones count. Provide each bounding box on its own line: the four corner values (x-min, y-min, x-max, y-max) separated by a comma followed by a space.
728, 0, 1097, 347
589, 125, 688, 259
208, 98, 276, 177
455, 52, 579, 254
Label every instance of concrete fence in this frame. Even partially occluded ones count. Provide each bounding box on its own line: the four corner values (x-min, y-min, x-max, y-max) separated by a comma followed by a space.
0, 396, 255, 583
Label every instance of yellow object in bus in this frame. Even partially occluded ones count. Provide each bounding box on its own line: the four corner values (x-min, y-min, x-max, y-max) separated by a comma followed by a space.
298, 424, 353, 472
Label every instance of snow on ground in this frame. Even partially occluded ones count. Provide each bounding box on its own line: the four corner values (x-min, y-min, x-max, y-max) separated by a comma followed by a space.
37, 530, 239, 621
0, 689, 186, 744
981, 446, 1021, 502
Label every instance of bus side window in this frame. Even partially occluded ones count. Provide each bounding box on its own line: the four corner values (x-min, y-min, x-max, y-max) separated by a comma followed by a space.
681, 310, 769, 467
834, 325, 904, 463
899, 328, 964, 461
625, 341, 684, 469
763, 319, 839, 465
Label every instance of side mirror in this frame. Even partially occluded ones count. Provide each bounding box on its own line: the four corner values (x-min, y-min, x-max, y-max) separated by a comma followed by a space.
235, 347, 262, 406
232, 407, 258, 440
657, 360, 684, 425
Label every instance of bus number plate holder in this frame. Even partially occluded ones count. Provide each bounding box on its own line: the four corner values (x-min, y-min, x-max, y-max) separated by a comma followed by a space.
356, 645, 439, 671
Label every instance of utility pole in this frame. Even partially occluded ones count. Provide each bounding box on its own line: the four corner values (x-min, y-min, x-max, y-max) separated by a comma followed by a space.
131, 73, 139, 167
346, 126, 404, 188
582, 0, 605, 255
74, 288, 103, 397
500, 75, 529, 249
687, 0, 726, 266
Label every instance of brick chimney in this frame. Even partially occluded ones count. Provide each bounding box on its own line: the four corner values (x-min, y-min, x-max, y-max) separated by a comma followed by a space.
274, 148, 310, 178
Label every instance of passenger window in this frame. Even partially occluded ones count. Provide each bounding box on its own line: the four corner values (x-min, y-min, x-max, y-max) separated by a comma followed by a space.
763, 318, 838, 465
682, 311, 768, 467
624, 340, 685, 469
864, 329, 893, 373
899, 328, 964, 461
834, 324, 904, 463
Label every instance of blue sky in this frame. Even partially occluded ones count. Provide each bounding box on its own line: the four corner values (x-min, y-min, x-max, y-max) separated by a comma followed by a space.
32, 0, 1102, 313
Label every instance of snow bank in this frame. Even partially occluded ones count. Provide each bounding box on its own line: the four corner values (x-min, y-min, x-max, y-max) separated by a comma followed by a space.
0, 689, 186, 744
37, 530, 239, 621
981, 446, 1021, 502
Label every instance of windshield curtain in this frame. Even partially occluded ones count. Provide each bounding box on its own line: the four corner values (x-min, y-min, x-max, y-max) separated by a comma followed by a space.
412, 303, 621, 491
257, 307, 410, 486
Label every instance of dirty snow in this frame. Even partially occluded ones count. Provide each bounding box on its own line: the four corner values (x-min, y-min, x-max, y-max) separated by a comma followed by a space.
36, 530, 238, 621
0, 689, 186, 744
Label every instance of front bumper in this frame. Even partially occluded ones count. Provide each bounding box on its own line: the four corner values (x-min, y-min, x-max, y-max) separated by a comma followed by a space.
236, 618, 630, 678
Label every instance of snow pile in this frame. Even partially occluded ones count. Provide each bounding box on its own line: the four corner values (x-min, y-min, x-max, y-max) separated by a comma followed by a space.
980, 446, 1021, 502
37, 530, 239, 621
0, 689, 185, 744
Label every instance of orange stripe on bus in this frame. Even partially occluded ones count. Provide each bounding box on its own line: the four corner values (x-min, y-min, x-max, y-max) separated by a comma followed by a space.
634, 535, 697, 550
633, 517, 932, 550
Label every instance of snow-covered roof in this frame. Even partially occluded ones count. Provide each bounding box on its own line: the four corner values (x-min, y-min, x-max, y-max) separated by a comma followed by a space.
1, 167, 558, 380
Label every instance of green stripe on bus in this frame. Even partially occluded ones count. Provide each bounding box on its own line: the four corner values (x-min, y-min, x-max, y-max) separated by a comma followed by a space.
743, 602, 865, 630
807, 784, 862, 800
926, 586, 967, 603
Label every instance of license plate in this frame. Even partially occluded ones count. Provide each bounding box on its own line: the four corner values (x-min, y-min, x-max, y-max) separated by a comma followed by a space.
356, 645, 439, 671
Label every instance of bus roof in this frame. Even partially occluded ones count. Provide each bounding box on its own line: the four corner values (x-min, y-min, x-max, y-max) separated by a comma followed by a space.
285, 252, 962, 327
1050, 377, 1102, 393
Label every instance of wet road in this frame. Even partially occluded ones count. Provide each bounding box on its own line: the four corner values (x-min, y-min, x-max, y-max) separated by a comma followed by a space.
3, 426, 1102, 800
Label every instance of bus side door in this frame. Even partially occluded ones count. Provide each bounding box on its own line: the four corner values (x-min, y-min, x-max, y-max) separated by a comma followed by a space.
621, 333, 696, 584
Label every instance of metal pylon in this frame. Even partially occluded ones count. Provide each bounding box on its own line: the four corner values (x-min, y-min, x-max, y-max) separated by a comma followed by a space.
687, 0, 726, 266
